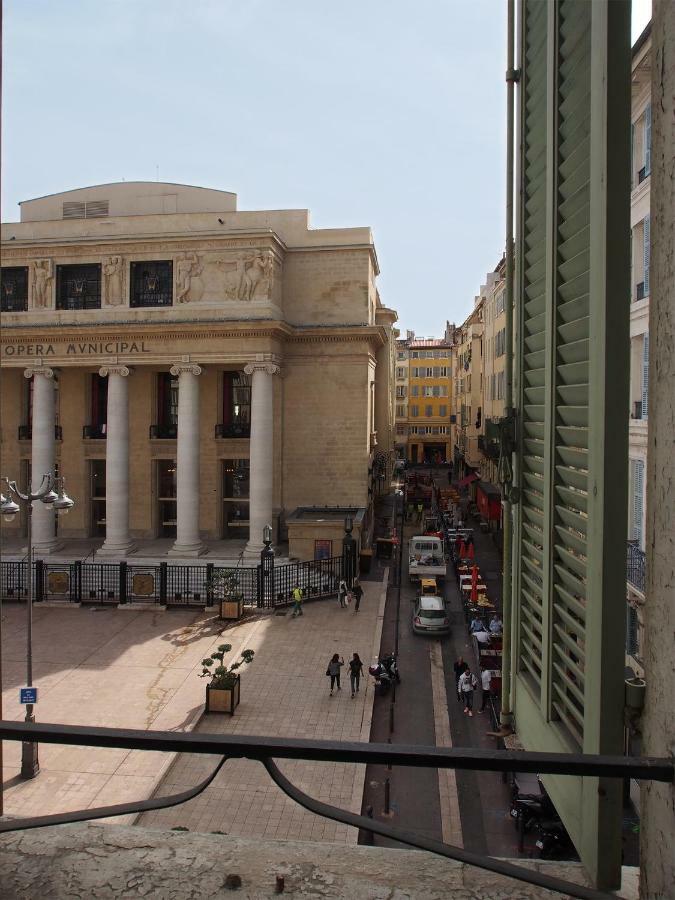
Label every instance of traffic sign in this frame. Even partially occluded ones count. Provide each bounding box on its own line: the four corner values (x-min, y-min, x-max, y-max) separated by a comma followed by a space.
20, 687, 37, 704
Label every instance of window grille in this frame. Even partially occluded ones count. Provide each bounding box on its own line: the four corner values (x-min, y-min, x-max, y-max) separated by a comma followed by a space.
1, 267, 28, 311
56, 264, 102, 310
130, 261, 173, 307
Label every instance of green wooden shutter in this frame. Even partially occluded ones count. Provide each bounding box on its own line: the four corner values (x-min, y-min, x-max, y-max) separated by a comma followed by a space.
645, 103, 651, 175
642, 333, 649, 418
514, 0, 630, 889
643, 215, 650, 296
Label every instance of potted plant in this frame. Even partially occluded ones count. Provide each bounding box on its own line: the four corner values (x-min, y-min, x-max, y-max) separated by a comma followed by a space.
211, 569, 245, 620
201, 644, 255, 714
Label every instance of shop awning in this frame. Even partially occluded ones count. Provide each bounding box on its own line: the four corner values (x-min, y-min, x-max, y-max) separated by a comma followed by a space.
456, 472, 480, 488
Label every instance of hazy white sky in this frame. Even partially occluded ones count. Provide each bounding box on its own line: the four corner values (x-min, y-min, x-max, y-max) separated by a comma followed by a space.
2, 1, 652, 334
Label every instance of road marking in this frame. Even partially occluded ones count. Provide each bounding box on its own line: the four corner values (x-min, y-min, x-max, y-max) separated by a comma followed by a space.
429, 640, 463, 848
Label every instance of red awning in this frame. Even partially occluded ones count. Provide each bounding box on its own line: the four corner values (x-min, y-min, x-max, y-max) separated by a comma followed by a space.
456, 473, 480, 488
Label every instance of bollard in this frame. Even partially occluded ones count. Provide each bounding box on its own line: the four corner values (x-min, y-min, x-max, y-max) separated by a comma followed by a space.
384, 777, 391, 815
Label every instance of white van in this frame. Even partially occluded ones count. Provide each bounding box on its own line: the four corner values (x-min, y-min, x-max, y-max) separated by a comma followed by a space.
408, 536, 445, 583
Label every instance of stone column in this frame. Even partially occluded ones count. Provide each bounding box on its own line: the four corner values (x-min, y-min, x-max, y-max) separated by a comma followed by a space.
97, 366, 135, 556
641, 3, 675, 897
24, 367, 58, 554
168, 364, 206, 557
243, 359, 280, 556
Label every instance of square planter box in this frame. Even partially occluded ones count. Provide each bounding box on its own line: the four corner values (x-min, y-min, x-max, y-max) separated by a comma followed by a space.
206, 676, 240, 714
220, 598, 244, 620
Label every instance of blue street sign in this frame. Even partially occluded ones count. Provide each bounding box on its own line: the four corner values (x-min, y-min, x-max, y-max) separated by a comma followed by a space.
20, 687, 38, 704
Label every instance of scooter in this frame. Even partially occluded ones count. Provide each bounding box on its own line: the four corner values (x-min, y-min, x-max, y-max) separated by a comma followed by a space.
368, 653, 401, 695
535, 819, 576, 859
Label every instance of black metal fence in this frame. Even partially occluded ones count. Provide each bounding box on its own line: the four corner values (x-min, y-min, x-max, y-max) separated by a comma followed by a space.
0, 556, 345, 610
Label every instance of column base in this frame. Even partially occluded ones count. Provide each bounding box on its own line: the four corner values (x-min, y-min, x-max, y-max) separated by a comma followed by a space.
97, 540, 137, 558
31, 540, 62, 556
168, 541, 208, 558
243, 540, 268, 558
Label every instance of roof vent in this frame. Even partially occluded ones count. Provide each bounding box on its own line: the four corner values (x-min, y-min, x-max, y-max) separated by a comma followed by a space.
62, 200, 109, 219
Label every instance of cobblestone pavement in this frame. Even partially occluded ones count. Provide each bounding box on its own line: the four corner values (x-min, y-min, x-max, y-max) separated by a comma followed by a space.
1, 580, 384, 840
138, 580, 386, 843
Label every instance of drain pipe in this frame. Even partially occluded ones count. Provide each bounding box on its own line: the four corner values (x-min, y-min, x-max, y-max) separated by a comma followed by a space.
499, 0, 518, 733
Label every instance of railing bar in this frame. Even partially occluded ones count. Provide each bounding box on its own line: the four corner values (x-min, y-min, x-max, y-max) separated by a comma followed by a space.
0, 722, 671, 782
263, 758, 614, 900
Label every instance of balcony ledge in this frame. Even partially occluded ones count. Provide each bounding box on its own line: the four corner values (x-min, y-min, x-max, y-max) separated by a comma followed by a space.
0, 822, 631, 899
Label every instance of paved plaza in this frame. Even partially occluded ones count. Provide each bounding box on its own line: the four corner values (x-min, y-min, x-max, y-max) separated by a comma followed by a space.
1, 580, 386, 843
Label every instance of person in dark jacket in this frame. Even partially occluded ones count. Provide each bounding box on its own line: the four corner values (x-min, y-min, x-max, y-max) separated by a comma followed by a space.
348, 653, 364, 697
352, 579, 364, 612
327, 654, 344, 696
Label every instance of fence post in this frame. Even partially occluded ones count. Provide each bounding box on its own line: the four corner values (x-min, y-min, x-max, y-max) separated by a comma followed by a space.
35, 559, 44, 603
119, 562, 128, 605
206, 563, 214, 607
159, 562, 168, 605
73, 561, 82, 602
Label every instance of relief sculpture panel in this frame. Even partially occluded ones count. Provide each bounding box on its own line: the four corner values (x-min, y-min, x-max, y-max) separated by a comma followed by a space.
176, 249, 280, 305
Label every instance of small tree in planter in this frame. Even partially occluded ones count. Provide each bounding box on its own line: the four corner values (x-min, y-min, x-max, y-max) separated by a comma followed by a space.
211, 569, 245, 620
201, 644, 255, 714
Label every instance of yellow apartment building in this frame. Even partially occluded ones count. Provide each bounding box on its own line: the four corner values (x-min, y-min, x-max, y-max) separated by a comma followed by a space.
394, 333, 453, 464
480, 259, 507, 487
451, 304, 483, 478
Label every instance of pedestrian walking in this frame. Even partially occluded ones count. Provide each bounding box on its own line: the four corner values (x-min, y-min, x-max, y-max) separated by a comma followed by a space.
349, 653, 363, 697
417, 502, 424, 523
338, 579, 348, 608
352, 579, 363, 612
479, 668, 492, 713
291, 583, 303, 617
459, 668, 478, 716
453, 655, 468, 703
326, 654, 344, 695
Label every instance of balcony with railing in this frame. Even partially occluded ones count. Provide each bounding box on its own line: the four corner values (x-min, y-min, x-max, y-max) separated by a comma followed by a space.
18, 425, 63, 441
82, 424, 107, 439
215, 423, 251, 439
627, 540, 646, 594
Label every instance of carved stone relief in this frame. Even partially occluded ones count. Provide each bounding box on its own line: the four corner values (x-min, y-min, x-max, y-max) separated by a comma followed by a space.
32, 259, 53, 309
195, 250, 278, 303
103, 256, 124, 306
176, 253, 203, 303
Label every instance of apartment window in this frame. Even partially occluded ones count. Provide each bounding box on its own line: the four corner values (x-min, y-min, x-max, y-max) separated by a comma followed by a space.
130, 260, 173, 307
631, 458, 645, 549
411, 367, 419, 378
497, 371, 505, 400
496, 291, 505, 315
426, 367, 433, 377
425, 405, 433, 417
396, 367, 406, 379
397, 351, 406, 360
396, 404, 406, 418
467, 374, 472, 392
422, 386, 433, 397
1, 266, 29, 312
411, 385, 419, 397
56, 264, 102, 310
222, 459, 250, 539
439, 405, 447, 417
411, 351, 420, 359
411, 405, 419, 417
409, 426, 418, 434
396, 385, 407, 398
643, 216, 650, 297
439, 426, 447, 435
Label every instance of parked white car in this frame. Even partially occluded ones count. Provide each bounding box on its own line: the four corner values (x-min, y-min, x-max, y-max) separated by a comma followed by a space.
412, 595, 450, 636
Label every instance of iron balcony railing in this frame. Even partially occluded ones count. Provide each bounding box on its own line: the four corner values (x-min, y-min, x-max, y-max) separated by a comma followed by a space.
215, 423, 251, 438
627, 541, 646, 594
149, 423, 178, 439
0, 721, 671, 900
82, 424, 107, 439
18, 425, 63, 440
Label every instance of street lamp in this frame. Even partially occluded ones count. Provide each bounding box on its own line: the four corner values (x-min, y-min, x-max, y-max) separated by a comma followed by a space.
342, 514, 357, 589
1, 472, 75, 779
260, 524, 274, 607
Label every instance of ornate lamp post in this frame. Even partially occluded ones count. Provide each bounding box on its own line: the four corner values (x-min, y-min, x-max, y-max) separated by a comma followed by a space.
260, 523, 274, 607
342, 515, 357, 589
1, 473, 74, 779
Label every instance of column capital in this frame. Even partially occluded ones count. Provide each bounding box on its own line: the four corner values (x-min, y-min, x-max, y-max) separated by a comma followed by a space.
244, 360, 280, 377
99, 365, 132, 378
24, 367, 54, 380
170, 363, 203, 377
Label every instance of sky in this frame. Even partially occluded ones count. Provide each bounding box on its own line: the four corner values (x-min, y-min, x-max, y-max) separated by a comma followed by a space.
2, 0, 652, 335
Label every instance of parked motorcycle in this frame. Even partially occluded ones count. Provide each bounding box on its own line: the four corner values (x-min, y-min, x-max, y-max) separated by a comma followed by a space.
535, 818, 576, 859
368, 653, 401, 695
510, 776, 557, 835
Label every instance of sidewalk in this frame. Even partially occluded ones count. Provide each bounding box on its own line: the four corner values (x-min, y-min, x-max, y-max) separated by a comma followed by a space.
1, 579, 385, 844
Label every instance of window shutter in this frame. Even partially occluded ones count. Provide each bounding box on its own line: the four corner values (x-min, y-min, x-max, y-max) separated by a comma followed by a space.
642, 333, 649, 418
631, 459, 644, 547
643, 215, 650, 296
645, 104, 651, 175
514, 0, 630, 888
